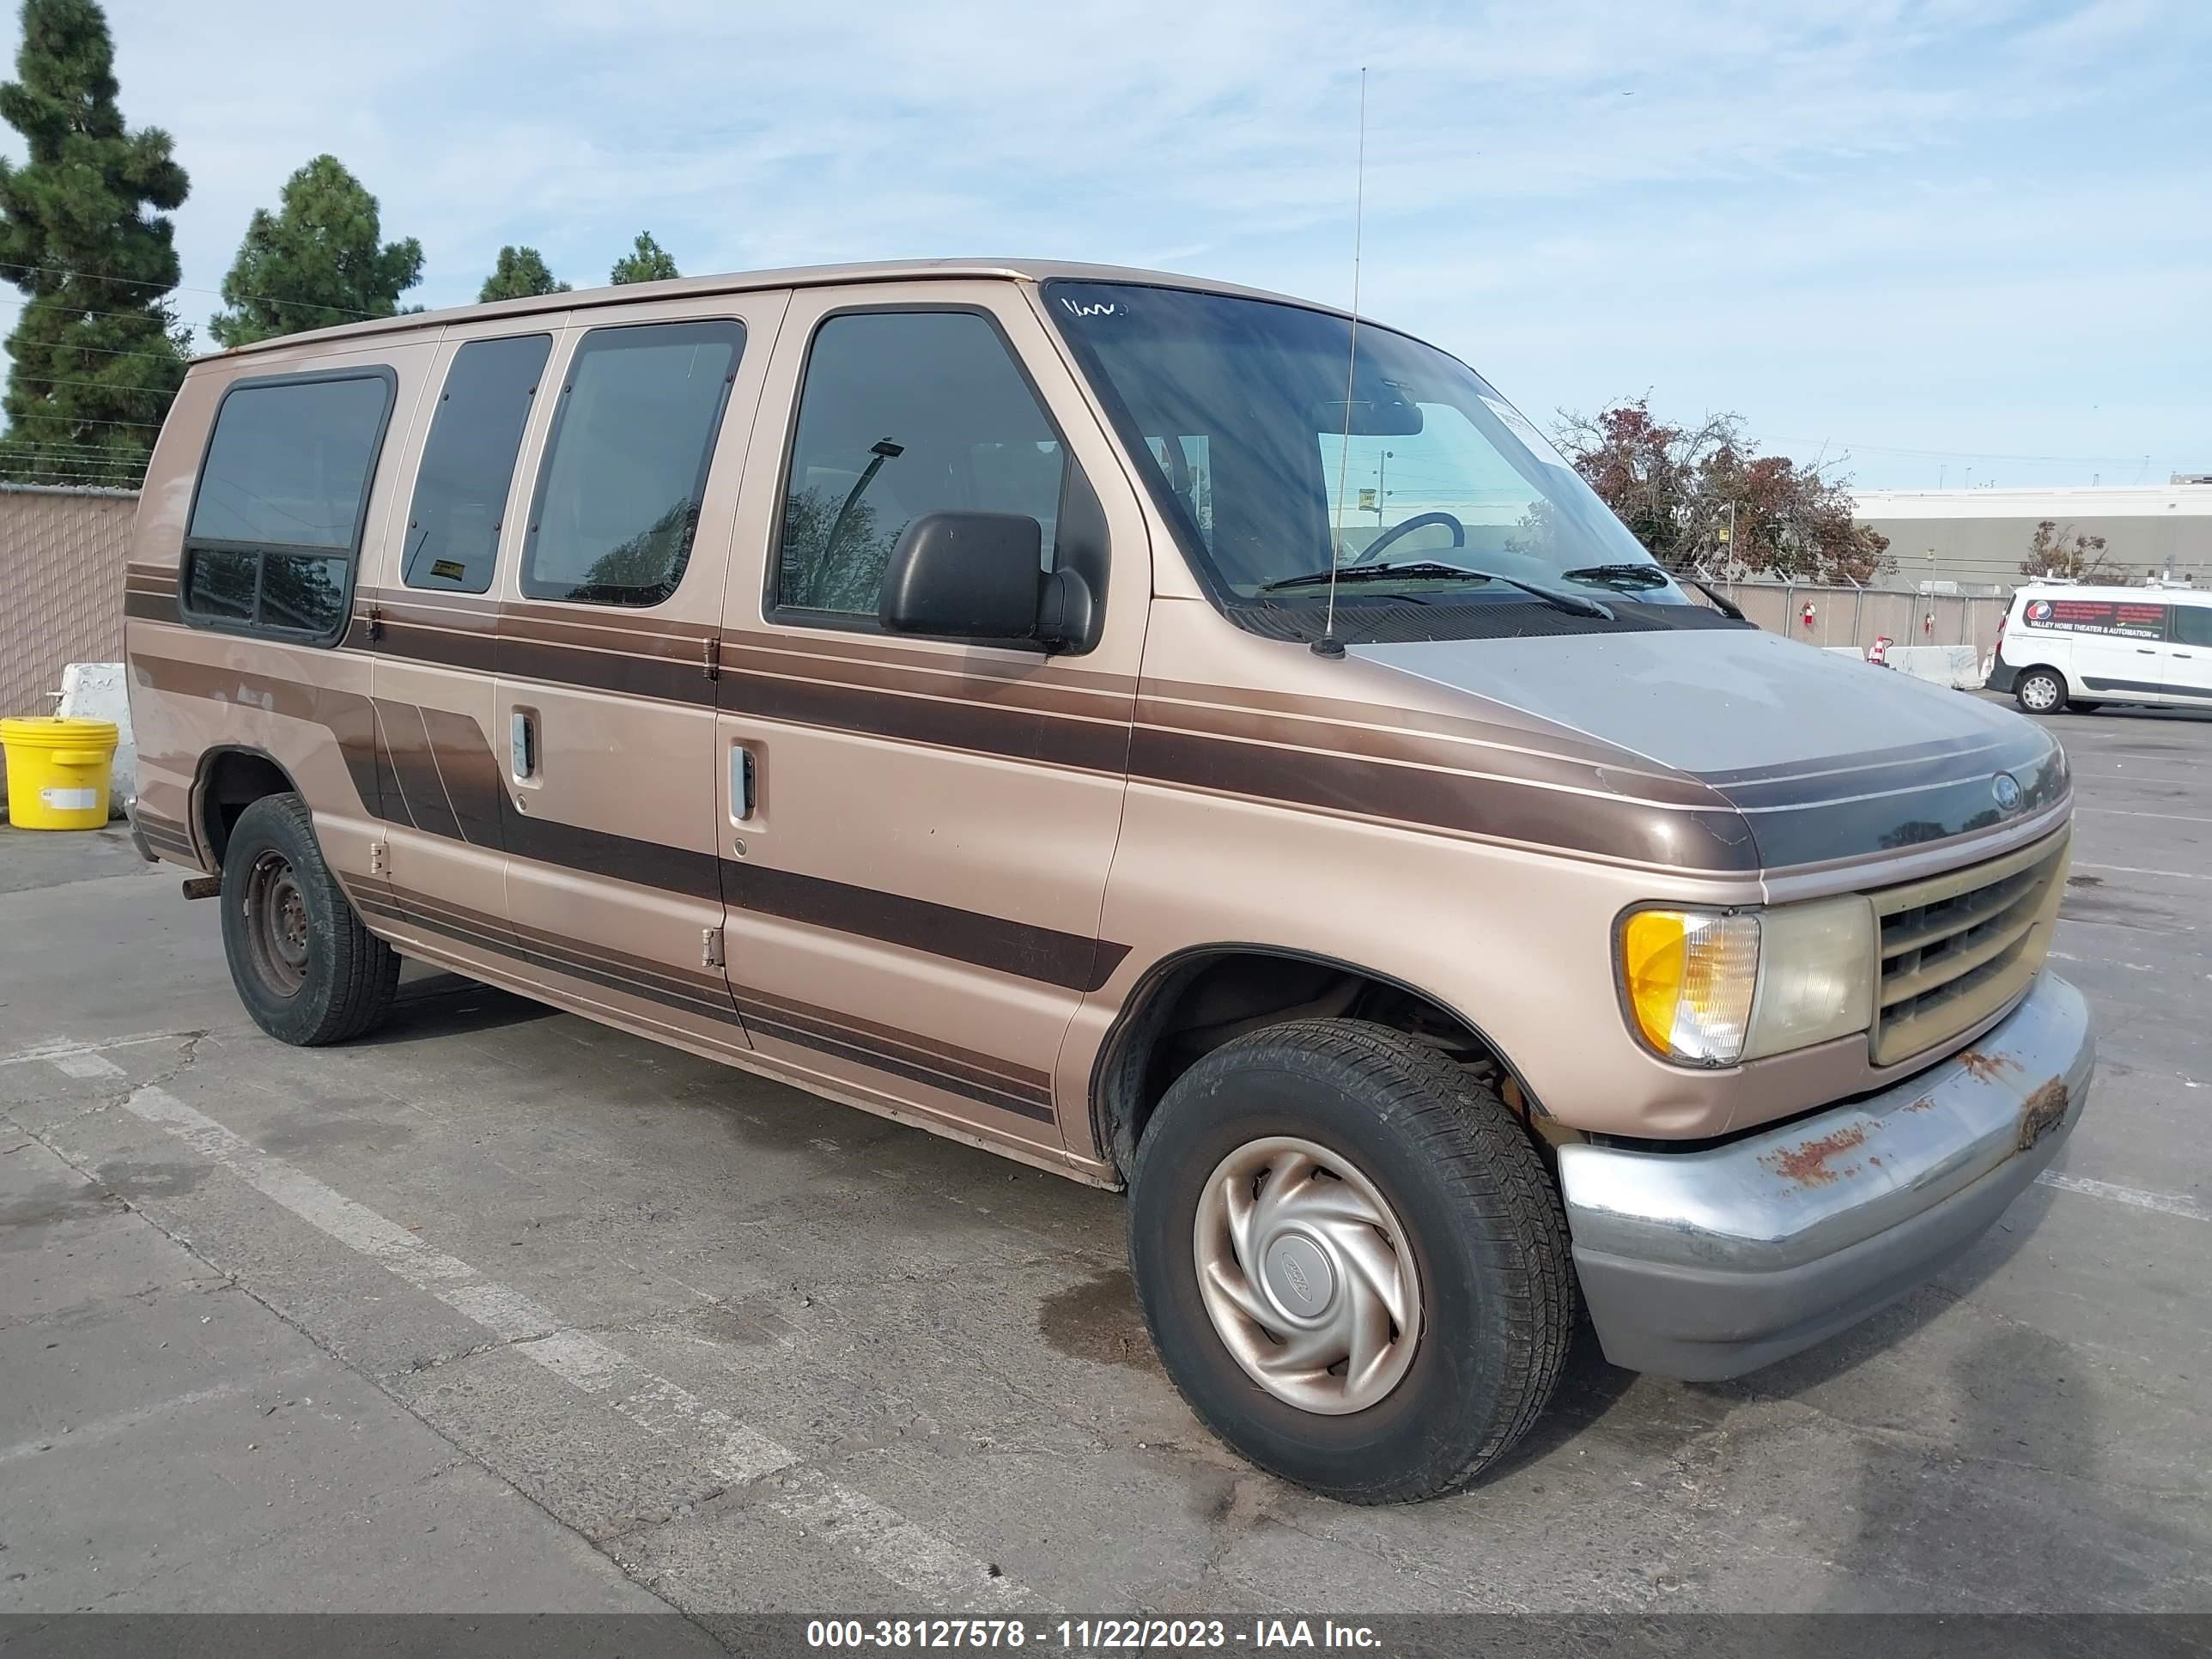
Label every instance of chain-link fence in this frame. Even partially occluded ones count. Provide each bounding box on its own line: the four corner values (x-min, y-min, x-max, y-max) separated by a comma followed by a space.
1707, 580, 2009, 664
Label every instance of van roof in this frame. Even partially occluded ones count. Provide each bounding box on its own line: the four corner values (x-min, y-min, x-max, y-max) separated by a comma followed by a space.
190, 258, 1341, 363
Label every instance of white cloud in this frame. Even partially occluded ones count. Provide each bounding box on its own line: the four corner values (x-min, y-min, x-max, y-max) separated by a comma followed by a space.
2, 0, 2206, 483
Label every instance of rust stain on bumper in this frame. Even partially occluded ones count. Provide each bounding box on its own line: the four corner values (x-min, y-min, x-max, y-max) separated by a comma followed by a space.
1762, 1123, 1870, 1188
2016, 1077, 2069, 1152
1957, 1048, 2021, 1084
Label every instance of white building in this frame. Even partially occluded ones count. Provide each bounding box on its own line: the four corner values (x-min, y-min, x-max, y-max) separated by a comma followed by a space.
1850, 482, 2212, 592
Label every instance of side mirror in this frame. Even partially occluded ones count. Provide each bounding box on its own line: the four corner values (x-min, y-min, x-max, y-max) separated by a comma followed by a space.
878, 512, 1045, 641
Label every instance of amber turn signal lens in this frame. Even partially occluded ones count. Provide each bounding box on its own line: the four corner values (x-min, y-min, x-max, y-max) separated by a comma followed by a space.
1619, 908, 1759, 1066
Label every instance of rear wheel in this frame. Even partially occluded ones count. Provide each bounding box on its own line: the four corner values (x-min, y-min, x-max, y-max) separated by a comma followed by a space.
1127, 1019, 1574, 1504
220, 793, 398, 1045
2015, 667, 2067, 714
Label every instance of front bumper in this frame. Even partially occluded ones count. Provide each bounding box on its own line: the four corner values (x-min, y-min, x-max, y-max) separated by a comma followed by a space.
1560, 971, 2094, 1380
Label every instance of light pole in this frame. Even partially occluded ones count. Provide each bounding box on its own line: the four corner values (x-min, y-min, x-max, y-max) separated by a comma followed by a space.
1376, 450, 1392, 526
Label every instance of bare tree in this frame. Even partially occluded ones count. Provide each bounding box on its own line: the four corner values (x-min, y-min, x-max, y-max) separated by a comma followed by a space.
2021, 520, 2110, 580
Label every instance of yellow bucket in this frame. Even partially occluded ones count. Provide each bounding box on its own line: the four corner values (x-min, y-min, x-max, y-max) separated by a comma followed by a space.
2, 716, 120, 830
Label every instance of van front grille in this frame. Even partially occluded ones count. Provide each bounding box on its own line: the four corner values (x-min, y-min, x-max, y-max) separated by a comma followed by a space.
1869, 828, 2069, 1067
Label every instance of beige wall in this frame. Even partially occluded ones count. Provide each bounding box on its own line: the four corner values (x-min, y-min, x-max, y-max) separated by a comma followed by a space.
1861, 511, 2211, 592
0, 484, 139, 804
0, 483, 139, 720
1710, 579, 2010, 659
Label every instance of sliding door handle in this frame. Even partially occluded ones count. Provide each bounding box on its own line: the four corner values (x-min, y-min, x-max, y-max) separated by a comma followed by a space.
510, 711, 538, 780
730, 744, 757, 820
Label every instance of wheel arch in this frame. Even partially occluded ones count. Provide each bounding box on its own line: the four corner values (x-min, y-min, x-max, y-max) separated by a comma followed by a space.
1086, 943, 1548, 1182
192, 745, 303, 868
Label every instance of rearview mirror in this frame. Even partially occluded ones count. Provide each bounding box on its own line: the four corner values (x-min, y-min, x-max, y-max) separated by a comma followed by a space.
878, 512, 1046, 641
1314, 390, 1425, 437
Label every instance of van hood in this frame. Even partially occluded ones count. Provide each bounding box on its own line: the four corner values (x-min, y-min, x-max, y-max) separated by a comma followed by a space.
1352, 624, 2068, 872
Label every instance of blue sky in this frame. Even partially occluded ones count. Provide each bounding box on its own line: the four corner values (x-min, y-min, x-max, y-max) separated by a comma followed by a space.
7, 0, 2209, 489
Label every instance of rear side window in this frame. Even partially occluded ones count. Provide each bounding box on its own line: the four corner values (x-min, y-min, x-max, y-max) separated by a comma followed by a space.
404, 335, 553, 593
183, 369, 395, 641
775, 310, 1068, 618
521, 319, 744, 606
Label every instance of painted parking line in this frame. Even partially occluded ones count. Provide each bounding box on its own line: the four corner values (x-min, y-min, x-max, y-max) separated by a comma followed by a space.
2073, 806, 2212, 826
2036, 1171, 2210, 1224
2071, 861, 2212, 883
0, 1030, 204, 1067
44, 1054, 1044, 1614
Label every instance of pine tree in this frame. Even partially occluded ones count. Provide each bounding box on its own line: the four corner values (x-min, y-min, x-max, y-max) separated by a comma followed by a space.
0, 0, 190, 488
609, 231, 679, 286
479, 245, 570, 302
208, 155, 422, 348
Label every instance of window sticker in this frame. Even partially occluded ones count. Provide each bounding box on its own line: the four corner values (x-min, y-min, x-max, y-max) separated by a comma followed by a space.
1479, 394, 1574, 471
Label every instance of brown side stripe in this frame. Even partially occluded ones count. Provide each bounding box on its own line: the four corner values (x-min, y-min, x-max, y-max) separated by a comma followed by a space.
375, 700, 463, 842
134, 569, 1723, 823
357, 890, 743, 1024
421, 706, 505, 846
1127, 726, 1759, 872
134, 809, 197, 859
129, 653, 1127, 993
356, 888, 1055, 1121
724, 860, 1127, 994
719, 665, 1132, 775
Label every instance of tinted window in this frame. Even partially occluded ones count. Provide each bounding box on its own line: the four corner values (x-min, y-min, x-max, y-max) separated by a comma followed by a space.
404, 335, 552, 593
182, 370, 392, 641
522, 320, 744, 605
183, 548, 256, 619
777, 312, 1066, 617
2172, 605, 2212, 648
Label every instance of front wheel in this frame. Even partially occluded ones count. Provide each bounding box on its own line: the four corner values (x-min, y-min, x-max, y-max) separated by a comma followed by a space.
1127, 1019, 1574, 1504
220, 793, 398, 1045
2015, 667, 2068, 714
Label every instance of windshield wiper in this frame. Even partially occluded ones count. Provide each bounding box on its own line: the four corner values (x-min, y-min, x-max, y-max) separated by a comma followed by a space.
1563, 560, 1751, 622
1680, 573, 1748, 621
1259, 561, 1614, 620
1562, 562, 1671, 591
1259, 560, 1487, 592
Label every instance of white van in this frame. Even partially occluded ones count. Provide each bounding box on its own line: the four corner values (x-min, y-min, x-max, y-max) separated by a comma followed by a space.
1990, 583, 2212, 714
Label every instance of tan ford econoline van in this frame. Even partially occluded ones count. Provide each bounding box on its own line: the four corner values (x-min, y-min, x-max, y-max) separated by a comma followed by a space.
122, 260, 2092, 1504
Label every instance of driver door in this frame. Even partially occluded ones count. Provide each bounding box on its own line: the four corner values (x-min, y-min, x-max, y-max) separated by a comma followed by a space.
708, 281, 1150, 1161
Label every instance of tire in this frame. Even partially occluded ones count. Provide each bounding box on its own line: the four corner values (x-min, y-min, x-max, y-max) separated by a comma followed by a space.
2015, 667, 2068, 714
219, 792, 398, 1046
1127, 1018, 1574, 1504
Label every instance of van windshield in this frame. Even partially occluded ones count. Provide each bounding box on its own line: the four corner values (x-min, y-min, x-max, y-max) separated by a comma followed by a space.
1046, 281, 1705, 636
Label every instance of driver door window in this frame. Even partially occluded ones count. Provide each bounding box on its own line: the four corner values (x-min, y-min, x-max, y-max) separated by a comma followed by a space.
774, 310, 1069, 621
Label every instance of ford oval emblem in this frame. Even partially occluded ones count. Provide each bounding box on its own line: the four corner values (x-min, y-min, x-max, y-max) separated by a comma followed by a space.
1993, 773, 2023, 813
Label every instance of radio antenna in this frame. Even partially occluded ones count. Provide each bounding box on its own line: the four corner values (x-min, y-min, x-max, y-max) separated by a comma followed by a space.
1314, 66, 1367, 661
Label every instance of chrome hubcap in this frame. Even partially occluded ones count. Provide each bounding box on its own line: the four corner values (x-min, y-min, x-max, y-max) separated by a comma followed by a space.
2023, 677, 2057, 710
1193, 1136, 1422, 1415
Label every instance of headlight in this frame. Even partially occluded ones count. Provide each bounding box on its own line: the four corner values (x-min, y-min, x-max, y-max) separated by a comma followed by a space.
1617, 896, 1875, 1066
1748, 896, 1877, 1059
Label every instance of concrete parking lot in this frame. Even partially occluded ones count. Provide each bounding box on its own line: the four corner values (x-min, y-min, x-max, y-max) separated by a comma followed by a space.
3, 695, 2207, 1622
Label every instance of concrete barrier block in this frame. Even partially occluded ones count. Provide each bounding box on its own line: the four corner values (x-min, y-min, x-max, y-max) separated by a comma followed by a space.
58, 662, 135, 818
1884, 645, 1983, 689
